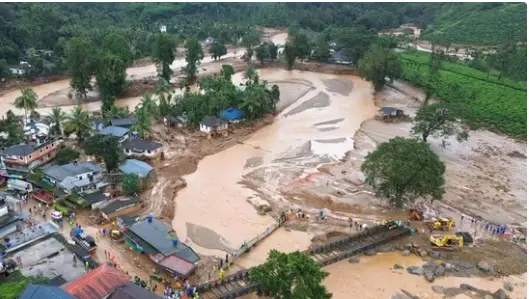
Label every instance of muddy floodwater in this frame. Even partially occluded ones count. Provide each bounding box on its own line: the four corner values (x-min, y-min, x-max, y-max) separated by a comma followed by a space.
171, 69, 377, 257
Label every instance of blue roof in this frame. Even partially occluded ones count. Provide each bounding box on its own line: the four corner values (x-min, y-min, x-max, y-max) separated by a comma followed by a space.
99, 126, 129, 137
119, 159, 153, 178
19, 284, 77, 299
219, 107, 244, 121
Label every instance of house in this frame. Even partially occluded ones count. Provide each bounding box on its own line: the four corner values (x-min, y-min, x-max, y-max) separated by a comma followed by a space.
119, 159, 154, 179
100, 196, 143, 220
79, 189, 109, 209
110, 118, 136, 129
378, 107, 404, 118
121, 138, 163, 159
42, 161, 104, 193
1, 139, 60, 172
123, 216, 200, 278
0, 197, 24, 238
19, 284, 77, 299
199, 116, 228, 138
329, 50, 353, 65
108, 282, 161, 299
62, 264, 130, 299
99, 126, 130, 143
163, 115, 188, 128
160, 25, 167, 33
219, 107, 245, 124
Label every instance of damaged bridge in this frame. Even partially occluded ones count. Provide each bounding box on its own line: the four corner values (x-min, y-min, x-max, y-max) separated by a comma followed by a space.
196, 223, 412, 299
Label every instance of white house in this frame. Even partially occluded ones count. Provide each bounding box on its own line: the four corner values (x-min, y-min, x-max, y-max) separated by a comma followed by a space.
42, 161, 105, 193
160, 25, 167, 33
121, 138, 164, 159
199, 116, 228, 138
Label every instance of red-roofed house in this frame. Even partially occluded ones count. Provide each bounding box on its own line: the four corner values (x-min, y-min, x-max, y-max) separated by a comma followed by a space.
62, 264, 130, 299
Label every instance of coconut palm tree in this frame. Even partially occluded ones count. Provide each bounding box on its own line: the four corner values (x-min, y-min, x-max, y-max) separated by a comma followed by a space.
14, 86, 38, 125
243, 66, 259, 84
66, 105, 92, 142
140, 93, 159, 119
103, 105, 130, 123
48, 106, 67, 136
131, 106, 151, 138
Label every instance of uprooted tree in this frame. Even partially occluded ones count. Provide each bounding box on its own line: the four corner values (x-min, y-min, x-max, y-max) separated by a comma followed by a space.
249, 250, 332, 299
361, 137, 446, 208
411, 103, 469, 144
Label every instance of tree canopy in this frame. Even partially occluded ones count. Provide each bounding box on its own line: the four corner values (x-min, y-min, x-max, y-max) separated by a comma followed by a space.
249, 250, 332, 299
361, 137, 446, 208
152, 33, 177, 82
411, 103, 469, 144
122, 173, 142, 196
358, 43, 402, 91
83, 134, 122, 172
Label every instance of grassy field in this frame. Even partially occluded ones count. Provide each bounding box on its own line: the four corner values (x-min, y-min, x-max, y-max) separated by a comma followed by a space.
399, 51, 527, 139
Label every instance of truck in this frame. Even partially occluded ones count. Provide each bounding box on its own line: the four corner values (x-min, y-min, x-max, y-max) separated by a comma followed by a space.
7, 179, 33, 194
71, 227, 97, 252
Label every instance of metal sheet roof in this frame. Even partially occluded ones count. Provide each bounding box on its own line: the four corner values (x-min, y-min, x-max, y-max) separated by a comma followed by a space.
42, 162, 102, 182
20, 284, 77, 299
108, 282, 161, 299
118, 159, 153, 178
100, 126, 130, 137
62, 264, 130, 299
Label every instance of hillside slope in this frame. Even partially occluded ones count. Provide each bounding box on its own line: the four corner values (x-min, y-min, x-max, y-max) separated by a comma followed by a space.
421, 3, 527, 45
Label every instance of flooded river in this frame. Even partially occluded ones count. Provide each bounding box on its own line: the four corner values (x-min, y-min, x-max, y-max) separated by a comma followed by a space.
171, 69, 377, 257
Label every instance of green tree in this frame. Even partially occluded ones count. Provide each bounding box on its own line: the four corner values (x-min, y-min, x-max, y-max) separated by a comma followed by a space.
255, 42, 270, 64
55, 146, 80, 165
361, 137, 446, 207
284, 41, 297, 70
249, 250, 332, 299
243, 65, 258, 84
83, 134, 122, 172
94, 54, 127, 112
103, 105, 130, 123
242, 30, 261, 63
48, 106, 66, 136
102, 32, 133, 66
132, 106, 152, 138
221, 64, 234, 80
66, 37, 93, 99
14, 86, 38, 124
312, 37, 331, 61
183, 37, 204, 84
357, 44, 402, 91
152, 33, 177, 82
65, 105, 92, 142
0, 59, 9, 79
121, 173, 142, 196
291, 31, 311, 61
411, 103, 469, 143
268, 42, 279, 61
210, 40, 227, 60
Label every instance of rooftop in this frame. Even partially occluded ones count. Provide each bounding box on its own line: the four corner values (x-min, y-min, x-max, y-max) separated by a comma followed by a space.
101, 197, 142, 215
200, 116, 228, 128
2, 141, 49, 157
127, 217, 199, 263
379, 106, 403, 115
1, 221, 59, 253
121, 139, 163, 152
42, 161, 102, 182
100, 126, 130, 137
110, 118, 136, 127
108, 282, 161, 299
119, 159, 154, 178
19, 284, 77, 299
62, 264, 130, 299
80, 189, 108, 205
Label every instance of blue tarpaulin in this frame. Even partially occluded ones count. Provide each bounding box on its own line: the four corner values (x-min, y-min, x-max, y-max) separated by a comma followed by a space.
219, 107, 244, 121
73, 227, 83, 237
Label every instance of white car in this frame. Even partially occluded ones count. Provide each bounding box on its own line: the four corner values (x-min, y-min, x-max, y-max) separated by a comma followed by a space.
51, 211, 63, 220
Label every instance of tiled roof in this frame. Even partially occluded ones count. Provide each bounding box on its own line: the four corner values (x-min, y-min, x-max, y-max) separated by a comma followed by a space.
108, 282, 161, 299
62, 264, 130, 299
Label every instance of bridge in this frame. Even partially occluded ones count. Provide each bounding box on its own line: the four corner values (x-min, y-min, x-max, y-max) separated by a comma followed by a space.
195, 223, 412, 299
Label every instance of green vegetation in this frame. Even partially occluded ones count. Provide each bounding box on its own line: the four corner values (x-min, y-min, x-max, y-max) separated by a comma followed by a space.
83, 134, 123, 172
122, 173, 142, 196
55, 146, 81, 165
250, 250, 332, 299
421, 3, 526, 45
361, 137, 446, 208
358, 43, 402, 91
0, 271, 49, 299
399, 51, 527, 139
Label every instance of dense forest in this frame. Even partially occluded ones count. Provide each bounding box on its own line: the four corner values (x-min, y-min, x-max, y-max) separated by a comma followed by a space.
0, 2, 526, 64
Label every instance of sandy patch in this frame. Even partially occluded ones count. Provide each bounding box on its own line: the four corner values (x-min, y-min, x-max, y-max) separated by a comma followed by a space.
284, 91, 330, 117
186, 222, 234, 253
323, 78, 354, 96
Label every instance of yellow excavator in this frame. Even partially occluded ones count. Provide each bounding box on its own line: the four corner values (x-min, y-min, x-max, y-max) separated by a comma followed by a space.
430, 232, 473, 249
425, 217, 456, 231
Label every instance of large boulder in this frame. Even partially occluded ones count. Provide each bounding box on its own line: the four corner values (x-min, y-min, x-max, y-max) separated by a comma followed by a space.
348, 256, 360, 263
424, 270, 435, 282
477, 261, 493, 273
503, 282, 514, 292
402, 249, 410, 256
431, 286, 445, 294
460, 284, 478, 291
407, 266, 424, 276
434, 265, 445, 277
492, 288, 507, 299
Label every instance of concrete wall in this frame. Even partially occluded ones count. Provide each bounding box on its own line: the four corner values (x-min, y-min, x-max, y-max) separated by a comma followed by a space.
101, 203, 143, 220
